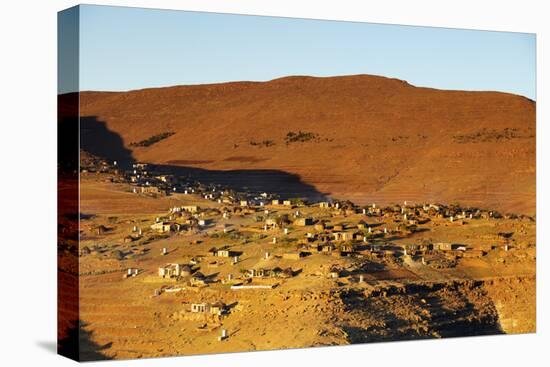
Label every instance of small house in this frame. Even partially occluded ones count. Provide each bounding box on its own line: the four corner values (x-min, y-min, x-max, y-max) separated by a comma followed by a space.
191, 303, 209, 313
151, 221, 181, 233
282, 252, 307, 260
190, 302, 227, 315
327, 267, 341, 279
210, 246, 233, 257
248, 268, 268, 278
340, 243, 356, 254
433, 242, 453, 251
140, 186, 164, 195
181, 205, 199, 213
158, 263, 183, 278
294, 217, 313, 226
333, 232, 353, 241
321, 243, 336, 253
217, 249, 231, 257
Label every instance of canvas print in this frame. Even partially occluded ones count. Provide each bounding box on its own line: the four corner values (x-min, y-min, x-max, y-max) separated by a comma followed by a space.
58, 5, 536, 361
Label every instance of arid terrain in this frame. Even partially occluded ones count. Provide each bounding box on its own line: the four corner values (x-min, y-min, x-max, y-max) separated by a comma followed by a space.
79, 74, 536, 215
69, 163, 535, 360
58, 75, 536, 360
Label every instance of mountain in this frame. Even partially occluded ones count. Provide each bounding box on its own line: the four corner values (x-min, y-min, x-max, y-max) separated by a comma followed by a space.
77, 74, 536, 214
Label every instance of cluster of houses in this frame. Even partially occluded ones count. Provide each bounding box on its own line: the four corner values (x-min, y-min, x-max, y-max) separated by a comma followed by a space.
158, 263, 210, 286
208, 246, 237, 258
119, 161, 285, 207
148, 196, 508, 282
145, 206, 210, 234
251, 199, 514, 264
178, 302, 230, 323
126, 163, 183, 196
89, 159, 530, 224
86, 160, 527, 281
80, 157, 118, 175
313, 199, 521, 223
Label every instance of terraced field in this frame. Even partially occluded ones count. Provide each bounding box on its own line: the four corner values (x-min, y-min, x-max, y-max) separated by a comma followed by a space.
62, 174, 536, 360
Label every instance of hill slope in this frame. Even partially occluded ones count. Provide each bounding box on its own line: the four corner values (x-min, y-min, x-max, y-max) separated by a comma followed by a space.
78, 74, 536, 214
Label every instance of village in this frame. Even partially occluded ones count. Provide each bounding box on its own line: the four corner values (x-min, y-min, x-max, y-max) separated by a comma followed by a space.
75, 157, 537, 359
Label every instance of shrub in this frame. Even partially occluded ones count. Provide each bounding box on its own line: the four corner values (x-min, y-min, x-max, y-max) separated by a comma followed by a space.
249, 139, 275, 147
129, 131, 175, 147
284, 131, 318, 144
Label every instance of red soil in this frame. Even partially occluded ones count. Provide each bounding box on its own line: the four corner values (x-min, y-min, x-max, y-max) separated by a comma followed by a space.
78, 74, 535, 214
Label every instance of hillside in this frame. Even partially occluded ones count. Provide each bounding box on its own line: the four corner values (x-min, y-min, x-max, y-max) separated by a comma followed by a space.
77, 74, 536, 214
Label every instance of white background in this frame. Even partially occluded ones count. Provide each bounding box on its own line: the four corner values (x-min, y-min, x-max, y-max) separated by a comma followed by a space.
0, 0, 547, 366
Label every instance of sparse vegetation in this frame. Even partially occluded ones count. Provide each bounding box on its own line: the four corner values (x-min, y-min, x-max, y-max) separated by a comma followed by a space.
391, 135, 409, 142
453, 128, 531, 144
249, 139, 275, 147
284, 131, 319, 144
129, 131, 175, 147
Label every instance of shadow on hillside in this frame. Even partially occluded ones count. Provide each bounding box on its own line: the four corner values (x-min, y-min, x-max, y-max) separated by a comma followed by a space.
58, 94, 79, 173
80, 115, 329, 201
157, 164, 329, 201
80, 116, 135, 167
58, 320, 112, 361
